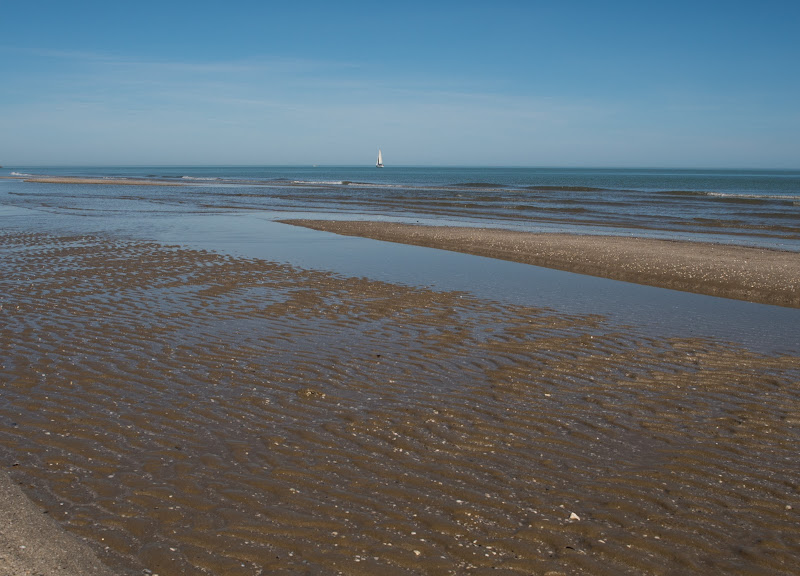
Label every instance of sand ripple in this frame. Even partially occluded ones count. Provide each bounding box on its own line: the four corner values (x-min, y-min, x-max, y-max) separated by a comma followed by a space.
1, 232, 798, 575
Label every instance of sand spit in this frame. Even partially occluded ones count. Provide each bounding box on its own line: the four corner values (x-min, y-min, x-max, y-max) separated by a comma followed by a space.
1, 232, 799, 575
1, 175, 183, 186
1, 470, 114, 575
283, 220, 800, 308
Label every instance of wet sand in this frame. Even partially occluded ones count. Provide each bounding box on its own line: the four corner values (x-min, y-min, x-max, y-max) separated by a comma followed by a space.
283, 220, 800, 308
1, 231, 799, 575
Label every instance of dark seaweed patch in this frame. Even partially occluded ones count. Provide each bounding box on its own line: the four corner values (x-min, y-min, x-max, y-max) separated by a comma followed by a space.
525, 185, 611, 192
713, 197, 770, 205
453, 182, 506, 188
513, 205, 589, 214
658, 190, 708, 197
735, 211, 800, 219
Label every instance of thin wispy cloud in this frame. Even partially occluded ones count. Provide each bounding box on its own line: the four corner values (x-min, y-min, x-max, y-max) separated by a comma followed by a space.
0, 0, 797, 167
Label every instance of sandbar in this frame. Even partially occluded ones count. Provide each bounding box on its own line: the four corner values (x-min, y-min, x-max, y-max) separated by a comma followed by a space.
282, 220, 800, 308
2, 175, 183, 186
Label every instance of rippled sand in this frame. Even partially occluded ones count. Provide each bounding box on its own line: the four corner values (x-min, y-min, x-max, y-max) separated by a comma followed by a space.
1, 232, 798, 575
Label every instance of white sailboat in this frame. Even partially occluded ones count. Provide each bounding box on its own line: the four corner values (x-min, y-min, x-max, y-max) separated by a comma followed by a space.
376, 149, 384, 168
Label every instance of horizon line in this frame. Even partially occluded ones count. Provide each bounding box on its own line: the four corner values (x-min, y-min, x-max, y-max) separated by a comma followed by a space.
4, 164, 800, 171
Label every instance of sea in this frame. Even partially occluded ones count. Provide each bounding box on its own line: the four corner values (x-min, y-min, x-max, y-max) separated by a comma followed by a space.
2, 165, 799, 250
1, 165, 799, 352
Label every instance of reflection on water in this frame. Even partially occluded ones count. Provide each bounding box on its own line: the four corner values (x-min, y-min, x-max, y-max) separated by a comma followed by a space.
146, 212, 800, 355
1, 192, 798, 355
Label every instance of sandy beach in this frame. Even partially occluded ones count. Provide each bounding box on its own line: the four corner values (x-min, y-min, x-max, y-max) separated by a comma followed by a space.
1, 230, 798, 575
1, 470, 113, 575
30, 176, 184, 186
282, 220, 800, 308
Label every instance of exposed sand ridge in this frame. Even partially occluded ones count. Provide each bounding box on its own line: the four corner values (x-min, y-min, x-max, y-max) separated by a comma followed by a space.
283, 220, 800, 308
11, 176, 184, 186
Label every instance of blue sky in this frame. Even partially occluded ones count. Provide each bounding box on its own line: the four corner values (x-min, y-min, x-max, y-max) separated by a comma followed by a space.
1, 0, 798, 167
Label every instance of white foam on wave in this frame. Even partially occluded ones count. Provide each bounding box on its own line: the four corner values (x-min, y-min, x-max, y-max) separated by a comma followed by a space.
290, 179, 347, 186
287, 179, 408, 189
707, 191, 798, 201
10, 172, 32, 177
181, 176, 220, 181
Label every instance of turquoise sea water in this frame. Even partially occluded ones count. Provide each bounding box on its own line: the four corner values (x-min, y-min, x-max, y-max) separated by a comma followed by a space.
2, 166, 799, 250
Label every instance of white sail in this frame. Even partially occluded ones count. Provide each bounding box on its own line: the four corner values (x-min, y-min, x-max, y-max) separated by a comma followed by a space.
376, 149, 384, 168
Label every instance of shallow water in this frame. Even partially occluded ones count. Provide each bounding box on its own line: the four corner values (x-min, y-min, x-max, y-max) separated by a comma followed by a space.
1, 173, 799, 575
2, 232, 798, 575
2, 200, 798, 355
3, 165, 800, 250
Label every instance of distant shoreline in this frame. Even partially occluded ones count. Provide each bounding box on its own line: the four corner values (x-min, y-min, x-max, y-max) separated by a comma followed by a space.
282, 219, 800, 308
2, 165, 799, 170
1, 175, 184, 186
